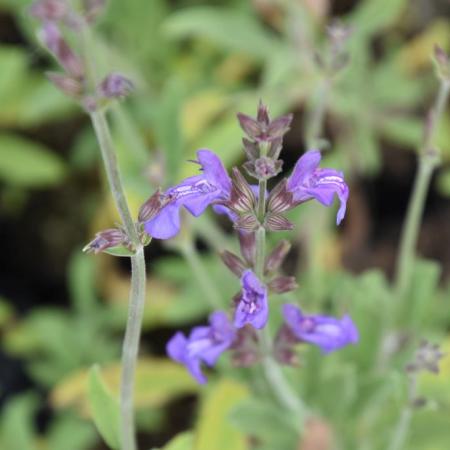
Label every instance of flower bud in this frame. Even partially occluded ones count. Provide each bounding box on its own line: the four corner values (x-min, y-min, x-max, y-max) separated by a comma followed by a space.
39, 22, 84, 78
237, 113, 261, 140
254, 156, 283, 180
267, 179, 294, 214
220, 251, 247, 277
83, 228, 128, 254
237, 102, 293, 143
234, 213, 260, 232
138, 189, 163, 223
227, 168, 257, 214
242, 138, 259, 161
238, 231, 256, 266
274, 324, 299, 366
30, 0, 68, 21
231, 326, 261, 367
98, 73, 134, 100
405, 340, 445, 375
268, 276, 298, 293
46, 71, 84, 98
265, 240, 291, 274
264, 213, 293, 232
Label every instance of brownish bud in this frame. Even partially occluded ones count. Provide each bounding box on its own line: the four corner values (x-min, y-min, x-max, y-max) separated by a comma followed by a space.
238, 231, 256, 266
220, 251, 247, 277
98, 73, 134, 100
254, 157, 283, 180
269, 276, 298, 293
266, 137, 283, 160
138, 189, 163, 223
242, 138, 259, 161
406, 339, 445, 375
30, 0, 68, 21
237, 113, 261, 139
274, 324, 299, 366
83, 228, 128, 254
237, 103, 292, 143
227, 167, 257, 213
235, 213, 260, 232
267, 179, 294, 214
231, 326, 261, 367
265, 213, 294, 232
39, 22, 84, 78
256, 100, 270, 125
266, 114, 293, 139
265, 240, 291, 274
46, 71, 83, 98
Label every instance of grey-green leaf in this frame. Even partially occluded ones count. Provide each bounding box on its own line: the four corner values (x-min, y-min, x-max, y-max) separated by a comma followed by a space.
88, 365, 120, 450
0, 134, 66, 187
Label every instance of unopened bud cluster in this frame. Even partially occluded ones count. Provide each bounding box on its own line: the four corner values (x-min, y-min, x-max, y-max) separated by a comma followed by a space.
31, 0, 133, 110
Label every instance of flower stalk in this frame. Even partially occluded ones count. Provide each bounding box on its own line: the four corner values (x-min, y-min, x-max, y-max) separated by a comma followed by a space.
90, 109, 146, 450
255, 177, 305, 419
394, 79, 450, 301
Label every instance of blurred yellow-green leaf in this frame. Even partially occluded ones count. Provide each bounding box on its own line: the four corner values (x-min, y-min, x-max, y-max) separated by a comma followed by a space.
195, 379, 249, 450
51, 358, 199, 415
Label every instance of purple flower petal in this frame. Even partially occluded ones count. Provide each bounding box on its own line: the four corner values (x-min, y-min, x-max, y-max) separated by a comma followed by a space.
144, 203, 180, 240
234, 270, 269, 329
282, 304, 358, 354
197, 149, 232, 193
287, 150, 349, 225
144, 150, 232, 240
166, 311, 235, 384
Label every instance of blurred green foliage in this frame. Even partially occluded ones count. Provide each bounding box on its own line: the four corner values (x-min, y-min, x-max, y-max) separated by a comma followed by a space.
1, 0, 450, 450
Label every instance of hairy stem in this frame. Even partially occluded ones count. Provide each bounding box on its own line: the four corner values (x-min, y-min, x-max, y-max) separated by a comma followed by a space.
306, 79, 330, 149
90, 109, 147, 450
388, 376, 417, 450
255, 180, 305, 419
394, 80, 450, 300
119, 247, 146, 450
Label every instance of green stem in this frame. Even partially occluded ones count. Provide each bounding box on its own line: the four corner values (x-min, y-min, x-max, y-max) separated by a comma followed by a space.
90, 111, 146, 450
306, 79, 330, 149
119, 247, 146, 450
387, 376, 417, 450
394, 80, 450, 300
254, 180, 305, 419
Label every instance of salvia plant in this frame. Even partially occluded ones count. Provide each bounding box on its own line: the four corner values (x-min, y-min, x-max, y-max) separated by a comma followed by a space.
24, 1, 450, 450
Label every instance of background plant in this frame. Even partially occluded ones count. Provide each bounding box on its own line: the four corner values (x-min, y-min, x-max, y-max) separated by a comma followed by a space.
0, 1, 450, 450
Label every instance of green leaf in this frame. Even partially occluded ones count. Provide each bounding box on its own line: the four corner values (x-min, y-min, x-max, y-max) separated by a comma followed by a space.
52, 358, 199, 414
350, 0, 408, 37
229, 399, 297, 449
158, 432, 194, 450
0, 134, 66, 187
164, 7, 281, 60
195, 379, 249, 450
0, 394, 36, 450
87, 365, 120, 450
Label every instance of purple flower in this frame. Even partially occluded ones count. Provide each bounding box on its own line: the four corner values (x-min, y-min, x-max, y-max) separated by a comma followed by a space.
282, 304, 358, 354
166, 311, 235, 384
145, 149, 231, 239
286, 150, 349, 225
235, 270, 269, 329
